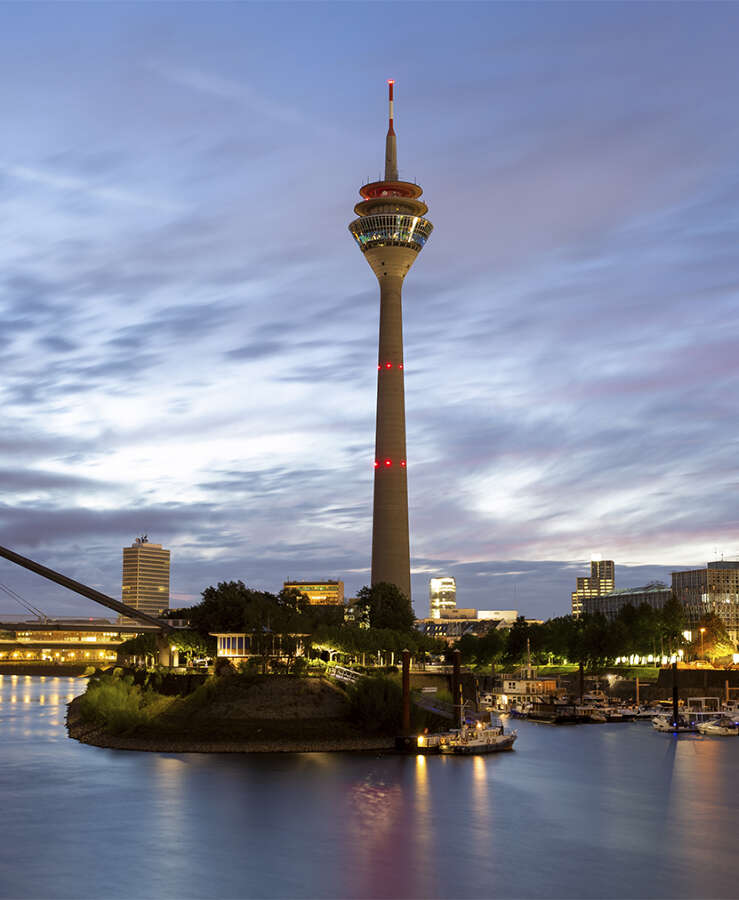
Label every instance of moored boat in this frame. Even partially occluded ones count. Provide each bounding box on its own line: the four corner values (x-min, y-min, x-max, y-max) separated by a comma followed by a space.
697, 716, 739, 736
439, 719, 517, 754
652, 714, 697, 733
416, 729, 459, 751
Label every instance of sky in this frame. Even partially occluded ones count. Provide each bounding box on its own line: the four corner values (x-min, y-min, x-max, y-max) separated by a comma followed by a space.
1, 1, 738, 621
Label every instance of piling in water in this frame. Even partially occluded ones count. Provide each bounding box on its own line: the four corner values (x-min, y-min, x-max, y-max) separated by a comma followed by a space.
672, 662, 679, 725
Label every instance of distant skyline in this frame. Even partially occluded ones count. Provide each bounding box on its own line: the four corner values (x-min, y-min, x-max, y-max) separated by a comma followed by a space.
1, 2, 738, 619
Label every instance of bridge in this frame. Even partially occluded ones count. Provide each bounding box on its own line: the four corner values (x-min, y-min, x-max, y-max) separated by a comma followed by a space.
0, 544, 177, 665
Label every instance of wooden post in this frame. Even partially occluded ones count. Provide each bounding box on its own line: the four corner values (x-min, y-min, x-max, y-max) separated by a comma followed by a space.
452, 650, 462, 729
635, 676, 640, 706
401, 649, 411, 735
672, 661, 679, 726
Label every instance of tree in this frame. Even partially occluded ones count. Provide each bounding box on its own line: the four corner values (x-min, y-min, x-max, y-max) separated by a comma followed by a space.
170, 630, 215, 662
504, 617, 531, 665
659, 595, 686, 655
355, 582, 415, 632
691, 613, 734, 661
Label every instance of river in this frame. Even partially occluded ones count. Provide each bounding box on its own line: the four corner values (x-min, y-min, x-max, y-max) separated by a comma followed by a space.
0, 674, 737, 899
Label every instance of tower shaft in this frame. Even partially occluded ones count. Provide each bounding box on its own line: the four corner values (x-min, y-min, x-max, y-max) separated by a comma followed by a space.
372, 273, 410, 599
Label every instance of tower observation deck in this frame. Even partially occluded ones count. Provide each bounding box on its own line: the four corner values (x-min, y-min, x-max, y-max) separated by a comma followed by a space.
349, 81, 433, 603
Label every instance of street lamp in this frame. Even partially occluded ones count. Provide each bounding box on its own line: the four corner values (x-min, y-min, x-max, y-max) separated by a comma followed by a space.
699, 627, 706, 660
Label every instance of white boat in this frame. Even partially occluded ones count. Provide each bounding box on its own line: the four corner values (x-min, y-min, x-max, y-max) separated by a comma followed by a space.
683, 697, 722, 723
697, 716, 739, 736
652, 714, 697, 733
439, 719, 517, 754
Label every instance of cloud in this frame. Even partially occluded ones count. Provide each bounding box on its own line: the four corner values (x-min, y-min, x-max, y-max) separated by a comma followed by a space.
149, 61, 307, 126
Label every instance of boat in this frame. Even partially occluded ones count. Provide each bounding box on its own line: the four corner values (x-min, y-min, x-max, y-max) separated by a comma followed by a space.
416, 729, 460, 751
652, 714, 697, 733
683, 697, 723, 723
603, 707, 636, 722
634, 704, 664, 720
527, 701, 580, 724
697, 717, 739, 736
439, 719, 517, 754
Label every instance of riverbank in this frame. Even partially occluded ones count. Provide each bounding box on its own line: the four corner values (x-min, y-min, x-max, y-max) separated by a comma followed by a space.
0, 663, 88, 677
66, 672, 399, 753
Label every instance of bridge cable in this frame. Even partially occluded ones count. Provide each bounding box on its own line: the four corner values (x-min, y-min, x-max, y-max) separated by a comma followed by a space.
0, 582, 47, 621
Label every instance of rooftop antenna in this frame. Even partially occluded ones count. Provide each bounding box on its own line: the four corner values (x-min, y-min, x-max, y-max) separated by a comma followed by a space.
384, 79, 398, 181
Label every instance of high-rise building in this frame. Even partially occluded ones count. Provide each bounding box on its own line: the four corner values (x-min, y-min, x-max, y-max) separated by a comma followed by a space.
672, 561, 739, 645
571, 557, 615, 617
429, 576, 456, 619
349, 81, 433, 604
121, 536, 170, 622
283, 580, 345, 606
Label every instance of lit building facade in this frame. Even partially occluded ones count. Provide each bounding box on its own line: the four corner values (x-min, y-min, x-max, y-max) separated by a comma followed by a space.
349, 81, 433, 603
121, 536, 170, 621
672, 562, 739, 645
283, 580, 345, 606
571, 558, 615, 617
429, 576, 456, 619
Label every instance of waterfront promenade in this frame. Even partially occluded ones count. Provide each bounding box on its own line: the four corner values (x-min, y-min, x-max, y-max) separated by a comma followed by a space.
1, 673, 737, 899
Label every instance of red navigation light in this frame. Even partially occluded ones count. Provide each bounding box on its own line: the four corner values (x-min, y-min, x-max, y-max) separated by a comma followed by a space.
374, 460, 379, 468
388, 79, 395, 85
377, 364, 381, 370
400, 460, 407, 468
384, 459, 392, 467
385, 362, 392, 369
398, 363, 403, 369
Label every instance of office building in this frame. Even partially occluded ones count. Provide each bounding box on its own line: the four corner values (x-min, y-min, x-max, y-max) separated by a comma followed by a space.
349, 81, 433, 602
429, 576, 456, 619
121, 536, 170, 621
283, 580, 345, 606
583, 582, 672, 620
672, 561, 739, 645
571, 557, 615, 617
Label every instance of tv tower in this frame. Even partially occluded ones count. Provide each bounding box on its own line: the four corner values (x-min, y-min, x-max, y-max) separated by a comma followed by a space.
349, 81, 433, 602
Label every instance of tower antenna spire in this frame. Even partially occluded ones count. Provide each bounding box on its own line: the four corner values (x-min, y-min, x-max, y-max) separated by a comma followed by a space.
385, 79, 398, 181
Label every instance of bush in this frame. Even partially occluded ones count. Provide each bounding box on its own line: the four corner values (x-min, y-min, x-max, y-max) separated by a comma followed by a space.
347, 675, 402, 734
215, 657, 236, 676
292, 657, 308, 677
77, 674, 147, 734
77, 673, 171, 734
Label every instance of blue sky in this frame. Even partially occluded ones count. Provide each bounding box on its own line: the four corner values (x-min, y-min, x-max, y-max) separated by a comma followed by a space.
1, 2, 738, 620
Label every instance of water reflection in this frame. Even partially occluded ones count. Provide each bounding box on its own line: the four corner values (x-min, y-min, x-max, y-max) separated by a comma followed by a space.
0, 680, 737, 900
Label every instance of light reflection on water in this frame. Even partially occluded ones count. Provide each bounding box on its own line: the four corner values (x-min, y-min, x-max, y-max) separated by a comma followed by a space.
0, 677, 737, 900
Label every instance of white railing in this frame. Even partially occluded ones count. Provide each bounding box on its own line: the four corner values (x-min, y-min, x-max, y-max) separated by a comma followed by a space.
327, 664, 362, 684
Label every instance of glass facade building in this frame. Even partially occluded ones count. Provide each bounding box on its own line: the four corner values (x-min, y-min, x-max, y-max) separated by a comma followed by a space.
429, 576, 457, 619
672, 562, 739, 644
